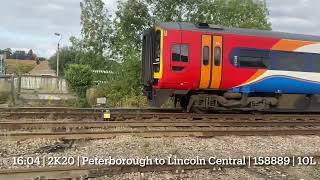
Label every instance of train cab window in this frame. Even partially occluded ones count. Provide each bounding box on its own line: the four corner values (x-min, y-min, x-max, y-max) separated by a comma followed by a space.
214, 47, 221, 66
153, 30, 161, 73
203, 46, 209, 65
172, 45, 189, 62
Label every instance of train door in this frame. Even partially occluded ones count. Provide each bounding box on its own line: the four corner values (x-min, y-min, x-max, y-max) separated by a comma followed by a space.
199, 34, 223, 89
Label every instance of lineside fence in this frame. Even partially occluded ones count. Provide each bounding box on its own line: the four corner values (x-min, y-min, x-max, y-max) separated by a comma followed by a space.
0, 75, 69, 105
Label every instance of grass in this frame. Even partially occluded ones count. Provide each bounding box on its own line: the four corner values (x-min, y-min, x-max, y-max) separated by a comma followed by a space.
5, 59, 36, 74
0, 82, 11, 104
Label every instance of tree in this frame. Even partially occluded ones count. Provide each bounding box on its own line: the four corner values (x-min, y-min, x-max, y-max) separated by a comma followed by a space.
148, 0, 271, 30
12, 50, 26, 60
102, 0, 151, 100
26, 49, 37, 60
65, 64, 93, 98
80, 0, 112, 68
112, 0, 152, 56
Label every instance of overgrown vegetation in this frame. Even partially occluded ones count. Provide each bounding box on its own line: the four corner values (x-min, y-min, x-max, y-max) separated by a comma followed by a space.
65, 64, 93, 98
49, 0, 272, 107
0, 82, 11, 104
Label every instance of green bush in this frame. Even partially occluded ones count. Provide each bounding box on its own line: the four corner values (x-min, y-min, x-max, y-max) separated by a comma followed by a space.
65, 64, 93, 98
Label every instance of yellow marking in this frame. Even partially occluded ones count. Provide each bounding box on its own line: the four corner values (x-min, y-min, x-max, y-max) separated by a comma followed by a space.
104, 110, 111, 119
153, 27, 164, 80
210, 35, 223, 89
199, 35, 212, 89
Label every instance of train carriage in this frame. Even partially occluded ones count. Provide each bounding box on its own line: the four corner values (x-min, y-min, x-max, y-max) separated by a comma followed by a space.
142, 22, 320, 112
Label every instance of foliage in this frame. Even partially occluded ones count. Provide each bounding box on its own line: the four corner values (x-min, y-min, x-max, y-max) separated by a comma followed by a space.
96, 0, 151, 106
112, 0, 152, 55
65, 64, 94, 98
49, 46, 78, 76
148, 0, 271, 30
80, 0, 112, 68
0, 82, 11, 104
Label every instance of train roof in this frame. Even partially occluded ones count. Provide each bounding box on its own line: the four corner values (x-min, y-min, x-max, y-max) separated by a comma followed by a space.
157, 22, 320, 42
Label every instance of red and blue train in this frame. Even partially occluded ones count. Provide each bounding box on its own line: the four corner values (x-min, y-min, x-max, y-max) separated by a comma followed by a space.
142, 22, 320, 112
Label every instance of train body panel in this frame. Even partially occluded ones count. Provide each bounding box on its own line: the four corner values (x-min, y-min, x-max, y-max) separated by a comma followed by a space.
156, 30, 201, 90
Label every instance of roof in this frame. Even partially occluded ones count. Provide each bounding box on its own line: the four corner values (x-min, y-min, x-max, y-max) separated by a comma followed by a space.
157, 22, 320, 42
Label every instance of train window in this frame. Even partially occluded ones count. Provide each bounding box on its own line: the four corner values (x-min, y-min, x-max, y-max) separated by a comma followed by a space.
239, 56, 268, 69
231, 47, 320, 72
181, 45, 189, 62
203, 46, 209, 65
270, 51, 309, 72
171, 45, 189, 62
172, 45, 181, 62
214, 47, 221, 66
237, 48, 269, 69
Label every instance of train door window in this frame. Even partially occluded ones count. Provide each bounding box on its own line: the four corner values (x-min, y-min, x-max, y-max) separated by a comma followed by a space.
214, 47, 221, 66
172, 45, 189, 62
203, 46, 209, 65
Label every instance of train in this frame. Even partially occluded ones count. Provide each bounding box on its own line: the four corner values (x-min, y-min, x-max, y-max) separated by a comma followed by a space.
142, 22, 320, 112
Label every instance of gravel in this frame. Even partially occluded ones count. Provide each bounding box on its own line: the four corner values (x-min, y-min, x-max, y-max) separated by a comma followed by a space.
1, 135, 320, 179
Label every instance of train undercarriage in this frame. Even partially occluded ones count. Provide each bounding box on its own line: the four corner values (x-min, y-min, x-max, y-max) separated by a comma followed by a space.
149, 88, 320, 113
182, 93, 320, 113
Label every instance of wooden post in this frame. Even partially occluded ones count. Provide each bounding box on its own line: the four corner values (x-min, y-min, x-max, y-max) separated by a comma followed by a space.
10, 75, 15, 106
17, 75, 21, 99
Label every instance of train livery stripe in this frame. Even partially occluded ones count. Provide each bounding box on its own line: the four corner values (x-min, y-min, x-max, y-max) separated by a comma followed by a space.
210, 35, 223, 89
242, 69, 267, 85
237, 41, 320, 88
199, 35, 212, 89
271, 39, 315, 51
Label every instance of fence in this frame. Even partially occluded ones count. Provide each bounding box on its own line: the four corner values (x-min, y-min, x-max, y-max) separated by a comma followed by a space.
16, 75, 68, 93
0, 75, 68, 93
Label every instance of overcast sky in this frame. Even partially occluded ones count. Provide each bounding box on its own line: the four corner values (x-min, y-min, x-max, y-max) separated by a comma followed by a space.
0, 0, 319, 58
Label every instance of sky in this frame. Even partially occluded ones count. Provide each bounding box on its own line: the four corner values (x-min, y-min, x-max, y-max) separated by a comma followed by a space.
0, 0, 319, 58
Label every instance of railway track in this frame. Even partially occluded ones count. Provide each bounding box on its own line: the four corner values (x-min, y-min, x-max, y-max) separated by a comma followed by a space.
2, 107, 320, 139
2, 129, 320, 140
1, 120, 320, 130
0, 107, 182, 120
0, 121, 320, 140
3, 110, 320, 121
